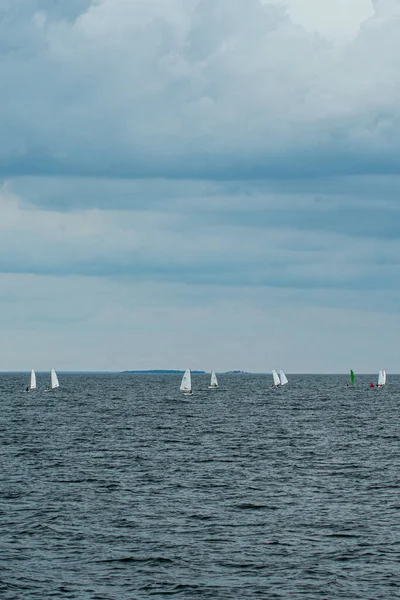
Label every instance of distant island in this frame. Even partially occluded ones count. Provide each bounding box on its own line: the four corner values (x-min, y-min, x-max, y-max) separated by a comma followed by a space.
121, 369, 250, 374
121, 370, 206, 374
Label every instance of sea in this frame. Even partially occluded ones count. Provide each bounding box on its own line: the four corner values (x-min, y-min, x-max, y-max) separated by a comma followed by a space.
1, 373, 399, 599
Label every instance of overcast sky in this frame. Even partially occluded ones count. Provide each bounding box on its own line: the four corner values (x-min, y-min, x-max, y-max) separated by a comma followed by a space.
1, 0, 399, 373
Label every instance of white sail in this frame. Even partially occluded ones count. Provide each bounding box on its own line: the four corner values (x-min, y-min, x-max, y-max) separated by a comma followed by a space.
378, 369, 385, 386
30, 369, 36, 390
383, 369, 387, 385
51, 369, 60, 389
209, 370, 218, 387
272, 370, 280, 386
278, 370, 288, 386
180, 368, 191, 392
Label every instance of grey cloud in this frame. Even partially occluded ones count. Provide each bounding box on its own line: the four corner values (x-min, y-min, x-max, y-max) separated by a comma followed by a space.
0, 0, 91, 21
1, 272, 400, 372
9, 175, 400, 245
1, 1, 400, 372
0, 0, 399, 178
1, 182, 400, 297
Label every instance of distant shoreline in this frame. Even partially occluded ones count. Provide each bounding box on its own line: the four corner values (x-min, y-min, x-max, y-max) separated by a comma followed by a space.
121, 370, 250, 374
0, 371, 391, 376
121, 370, 206, 374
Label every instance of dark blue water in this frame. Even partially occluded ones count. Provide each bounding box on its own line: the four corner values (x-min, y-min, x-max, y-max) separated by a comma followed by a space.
1, 373, 400, 599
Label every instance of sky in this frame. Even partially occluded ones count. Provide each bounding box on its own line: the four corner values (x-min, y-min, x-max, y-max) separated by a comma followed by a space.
1, 0, 400, 373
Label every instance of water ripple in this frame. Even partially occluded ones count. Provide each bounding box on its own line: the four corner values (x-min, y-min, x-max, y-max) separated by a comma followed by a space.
1, 373, 400, 599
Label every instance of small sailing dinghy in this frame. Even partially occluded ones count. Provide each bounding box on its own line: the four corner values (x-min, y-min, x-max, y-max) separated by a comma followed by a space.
208, 370, 219, 389
278, 370, 288, 386
350, 369, 355, 385
180, 368, 192, 396
45, 369, 60, 392
25, 369, 36, 392
272, 370, 281, 387
377, 369, 386, 387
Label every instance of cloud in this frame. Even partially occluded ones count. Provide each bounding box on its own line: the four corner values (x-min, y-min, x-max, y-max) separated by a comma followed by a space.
282, 0, 373, 40
0, 0, 399, 371
0, 0, 399, 178
1, 182, 400, 295
1, 270, 400, 372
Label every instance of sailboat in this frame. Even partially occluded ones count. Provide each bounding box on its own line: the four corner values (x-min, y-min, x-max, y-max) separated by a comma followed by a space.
278, 370, 288, 386
180, 368, 192, 396
350, 369, 355, 385
272, 370, 281, 387
45, 369, 60, 392
377, 369, 386, 387
208, 370, 219, 389
25, 369, 36, 392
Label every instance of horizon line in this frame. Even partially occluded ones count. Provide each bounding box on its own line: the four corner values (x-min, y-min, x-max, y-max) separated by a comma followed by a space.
0, 371, 394, 376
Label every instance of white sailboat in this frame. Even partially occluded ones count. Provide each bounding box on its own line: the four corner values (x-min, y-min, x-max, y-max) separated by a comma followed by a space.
278, 370, 288, 386
377, 369, 386, 387
272, 370, 281, 387
25, 369, 36, 392
51, 369, 60, 390
208, 370, 218, 389
45, 369, 60, 392
30, 369, 36, 390
180, 368, 192, 395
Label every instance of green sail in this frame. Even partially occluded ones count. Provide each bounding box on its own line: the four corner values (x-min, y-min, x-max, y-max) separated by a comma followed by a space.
350, 369, 355, 384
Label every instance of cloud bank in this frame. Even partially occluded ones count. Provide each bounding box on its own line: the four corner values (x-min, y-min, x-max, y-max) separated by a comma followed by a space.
0, 0, 399, 371
0, 0, 399, 178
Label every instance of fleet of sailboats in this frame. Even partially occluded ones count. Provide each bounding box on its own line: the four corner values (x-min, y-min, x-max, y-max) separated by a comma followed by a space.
272, 370, 288, 387
24, 369, 60, 392
179, 369, 221, 394
20, 367, 391, 394
349, 369, 391, 389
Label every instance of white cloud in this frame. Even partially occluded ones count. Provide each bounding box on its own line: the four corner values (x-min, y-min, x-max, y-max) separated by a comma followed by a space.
280, 0, 374, 40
